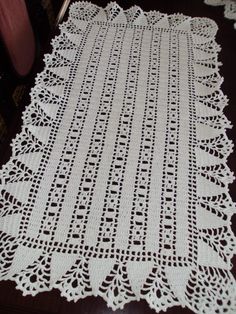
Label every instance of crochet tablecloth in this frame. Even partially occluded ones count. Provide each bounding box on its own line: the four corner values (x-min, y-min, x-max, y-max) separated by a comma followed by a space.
0, 2, 235, 313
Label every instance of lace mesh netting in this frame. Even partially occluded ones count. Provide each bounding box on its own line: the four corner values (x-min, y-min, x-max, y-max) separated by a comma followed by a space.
0, 2, 235, 313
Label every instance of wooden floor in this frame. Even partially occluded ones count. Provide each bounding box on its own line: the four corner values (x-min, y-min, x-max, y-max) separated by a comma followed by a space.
0, 0, 235, 313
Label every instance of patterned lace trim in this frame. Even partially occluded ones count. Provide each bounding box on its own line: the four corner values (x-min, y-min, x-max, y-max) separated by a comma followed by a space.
204, 0, 236, 29
0, 2, 235, 313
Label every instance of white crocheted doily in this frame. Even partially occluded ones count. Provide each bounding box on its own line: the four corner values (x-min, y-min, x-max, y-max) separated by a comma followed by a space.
0, 2, 235, 313
204, 0, 236, 29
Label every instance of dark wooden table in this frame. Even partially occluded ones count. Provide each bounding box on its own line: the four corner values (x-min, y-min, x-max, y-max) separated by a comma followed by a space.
0, 1, 235, 313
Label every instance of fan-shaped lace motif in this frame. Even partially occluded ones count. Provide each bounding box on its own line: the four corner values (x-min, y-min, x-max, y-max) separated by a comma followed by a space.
0, 2, 235, 313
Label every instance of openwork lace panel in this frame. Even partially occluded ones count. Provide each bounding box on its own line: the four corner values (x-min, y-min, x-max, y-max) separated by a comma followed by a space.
204, 0, 236, 29
0, 2, 235, 313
